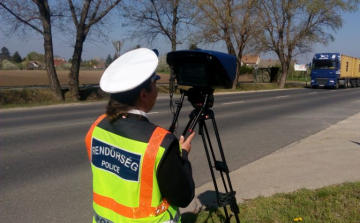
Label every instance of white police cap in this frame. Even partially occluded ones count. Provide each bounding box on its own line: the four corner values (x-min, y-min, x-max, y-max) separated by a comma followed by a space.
100, 48, 160, 93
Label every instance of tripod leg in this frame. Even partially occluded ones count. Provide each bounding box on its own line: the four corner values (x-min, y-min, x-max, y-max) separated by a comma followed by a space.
199, 120, 235, 222
200, 111, 240, 222
210, 114, 240, 222
211, 116, 234, 192
198, 120, 219, 193
202, 121, 229, 192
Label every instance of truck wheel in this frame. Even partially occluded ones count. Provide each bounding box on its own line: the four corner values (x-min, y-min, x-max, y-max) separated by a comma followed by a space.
335, 81, 339, 89
350, 80, 355, 88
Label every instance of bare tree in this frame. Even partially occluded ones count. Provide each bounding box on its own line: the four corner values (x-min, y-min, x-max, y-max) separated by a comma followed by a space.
0, 1, 123, 101
0, 0, 64, 100
64, 0, 122, 100
122, 0, 196, 96
257, 0, 359, 88
122, 0, 196, 51
195, 0, 258, 89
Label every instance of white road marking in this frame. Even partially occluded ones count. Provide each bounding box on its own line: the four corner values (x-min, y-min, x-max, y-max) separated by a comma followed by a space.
276, 95, 289, 98
308, 92, 317, 94
222, 101, 245, 105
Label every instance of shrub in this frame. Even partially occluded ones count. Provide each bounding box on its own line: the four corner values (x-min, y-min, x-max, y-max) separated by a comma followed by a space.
57, 63, 72, 70
2, 60, 19, 70
156, 56, 170, 73
239, 65, 254, 74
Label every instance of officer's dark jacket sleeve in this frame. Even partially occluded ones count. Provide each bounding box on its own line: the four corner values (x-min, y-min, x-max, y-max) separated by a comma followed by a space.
157, 134, 195, 208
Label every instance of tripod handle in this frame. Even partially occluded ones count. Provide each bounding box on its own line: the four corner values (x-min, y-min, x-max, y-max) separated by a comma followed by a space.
182, 113, 195, 136
187, 93, 210, 133
181, 107, 203, 136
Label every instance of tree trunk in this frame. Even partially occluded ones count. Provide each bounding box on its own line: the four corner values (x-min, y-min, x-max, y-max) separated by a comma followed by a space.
68, 31, 85, 101
171, 41, 176, 51
44, 34, 64, 101
171, 2, 178, 52
232, 57, 242, 89
278, 62, 289, 88
36, 0, 64, 101
224, 30, 236, 55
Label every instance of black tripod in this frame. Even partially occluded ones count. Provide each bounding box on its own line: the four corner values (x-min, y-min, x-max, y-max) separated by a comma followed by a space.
169, 87, 240, 223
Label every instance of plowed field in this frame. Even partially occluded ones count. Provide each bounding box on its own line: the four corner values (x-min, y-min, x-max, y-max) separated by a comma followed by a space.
0, 70, 169, 87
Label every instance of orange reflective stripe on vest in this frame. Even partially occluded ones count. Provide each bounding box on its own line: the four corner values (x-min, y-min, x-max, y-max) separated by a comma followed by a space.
85, 114, 107, 160
140, 127, 168, 208
93, 127, 170, 219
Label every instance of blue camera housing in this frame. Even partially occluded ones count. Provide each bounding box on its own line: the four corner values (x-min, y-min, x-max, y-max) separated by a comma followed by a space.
167, 50, 236, 89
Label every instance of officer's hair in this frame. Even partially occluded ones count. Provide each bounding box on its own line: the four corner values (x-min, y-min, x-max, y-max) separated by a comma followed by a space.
106, 77, 152, 123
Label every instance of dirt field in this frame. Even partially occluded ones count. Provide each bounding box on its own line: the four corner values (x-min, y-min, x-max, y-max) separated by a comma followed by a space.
0, 70, 170, 87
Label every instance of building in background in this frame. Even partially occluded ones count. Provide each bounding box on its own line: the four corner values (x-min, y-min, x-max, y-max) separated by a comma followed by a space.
241, 55, 261, 67
54, 58, 67, 67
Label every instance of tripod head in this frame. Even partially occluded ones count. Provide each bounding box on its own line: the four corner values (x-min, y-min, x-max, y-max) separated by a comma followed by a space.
168, 87, 214, 134
169, 87, 216, 136
187, 87, 214, 109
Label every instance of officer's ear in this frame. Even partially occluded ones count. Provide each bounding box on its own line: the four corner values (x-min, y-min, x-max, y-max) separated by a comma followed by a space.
139, 88, 149, 103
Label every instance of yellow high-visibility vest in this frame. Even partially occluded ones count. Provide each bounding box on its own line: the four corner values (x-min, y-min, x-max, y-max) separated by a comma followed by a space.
85, 114, 179, 223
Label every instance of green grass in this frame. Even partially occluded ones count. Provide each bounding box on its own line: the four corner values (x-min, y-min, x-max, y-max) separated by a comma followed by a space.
287, 77, 310, 82
183, 181, 360, 223
215, 82, 306, 93
0, 87, 109, 108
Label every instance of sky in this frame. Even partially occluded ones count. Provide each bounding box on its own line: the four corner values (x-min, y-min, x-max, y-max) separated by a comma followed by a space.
1, 9, 359, 64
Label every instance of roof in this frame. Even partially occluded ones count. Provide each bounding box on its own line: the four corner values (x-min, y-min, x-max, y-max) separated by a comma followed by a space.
54, 59, 66, 66
29, 61, 43, 67
241, 54, 260, 64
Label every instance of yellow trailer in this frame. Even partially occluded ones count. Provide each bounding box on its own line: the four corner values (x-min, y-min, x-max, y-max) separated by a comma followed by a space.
340, 54, 360, 87
340, 55, 354, 78
354, 57, 360, 78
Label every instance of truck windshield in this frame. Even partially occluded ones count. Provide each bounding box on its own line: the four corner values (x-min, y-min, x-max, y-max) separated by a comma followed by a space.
312, 61, 337, 69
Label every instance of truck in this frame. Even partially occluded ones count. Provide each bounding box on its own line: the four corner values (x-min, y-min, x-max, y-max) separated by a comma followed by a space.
310, 53, 360, 89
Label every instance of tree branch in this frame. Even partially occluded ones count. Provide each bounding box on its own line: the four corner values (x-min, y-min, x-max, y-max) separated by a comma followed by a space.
86, 0, 122, 28
67, 0, 79, 27
0, 2, 43, 34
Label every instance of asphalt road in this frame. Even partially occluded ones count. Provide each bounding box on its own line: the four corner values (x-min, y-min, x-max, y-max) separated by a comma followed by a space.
1, 87, 359, 222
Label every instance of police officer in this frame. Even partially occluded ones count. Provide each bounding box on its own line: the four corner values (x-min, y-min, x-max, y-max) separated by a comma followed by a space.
85, 48, 195, 223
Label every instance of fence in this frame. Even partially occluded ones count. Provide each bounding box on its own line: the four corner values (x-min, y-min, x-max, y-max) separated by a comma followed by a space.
287, 71, 310, 82
252, 68, 310, 83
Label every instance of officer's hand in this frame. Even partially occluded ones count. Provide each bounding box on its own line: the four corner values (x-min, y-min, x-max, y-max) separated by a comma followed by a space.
179, 132, 195, 154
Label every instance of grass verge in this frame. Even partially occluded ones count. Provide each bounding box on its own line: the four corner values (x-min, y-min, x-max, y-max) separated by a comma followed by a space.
0, 82, 306, 108
0, 87, 109, 108
183, 181, 360, 223
217, 82, 307, 92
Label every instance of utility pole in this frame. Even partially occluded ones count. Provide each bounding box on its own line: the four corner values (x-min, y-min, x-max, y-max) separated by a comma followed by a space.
112, 40, 123, 59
